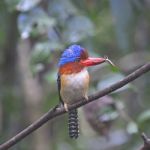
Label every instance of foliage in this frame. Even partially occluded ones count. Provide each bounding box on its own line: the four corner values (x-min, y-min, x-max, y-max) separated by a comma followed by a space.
0, 0, 150, 150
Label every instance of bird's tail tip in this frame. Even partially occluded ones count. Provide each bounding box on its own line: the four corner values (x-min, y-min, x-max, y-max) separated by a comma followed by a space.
68, 109, 79, 139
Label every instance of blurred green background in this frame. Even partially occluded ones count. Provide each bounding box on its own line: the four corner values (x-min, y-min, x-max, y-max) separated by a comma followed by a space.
0, 0, 150, 150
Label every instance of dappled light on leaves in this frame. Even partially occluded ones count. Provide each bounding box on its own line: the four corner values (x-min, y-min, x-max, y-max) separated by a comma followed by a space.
0, 0, 150, 150
17, 0, 41, 11
18, 8, 55, 39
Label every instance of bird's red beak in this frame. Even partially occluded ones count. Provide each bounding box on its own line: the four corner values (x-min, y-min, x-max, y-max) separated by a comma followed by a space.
80, 57, 106, 67
80, 56, 115, 67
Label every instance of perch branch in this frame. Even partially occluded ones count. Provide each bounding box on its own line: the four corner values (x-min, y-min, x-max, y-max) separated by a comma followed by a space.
0, 62, 150, 150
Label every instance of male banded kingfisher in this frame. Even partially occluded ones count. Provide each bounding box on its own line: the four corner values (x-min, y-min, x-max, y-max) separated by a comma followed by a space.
57, 44, 114, 139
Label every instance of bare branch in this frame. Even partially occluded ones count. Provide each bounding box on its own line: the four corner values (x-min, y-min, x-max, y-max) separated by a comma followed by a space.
140, 133, 150, 150
0, 62, 150, 150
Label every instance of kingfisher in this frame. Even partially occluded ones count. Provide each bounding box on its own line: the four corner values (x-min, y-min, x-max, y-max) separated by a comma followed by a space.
57, 44, 113, 139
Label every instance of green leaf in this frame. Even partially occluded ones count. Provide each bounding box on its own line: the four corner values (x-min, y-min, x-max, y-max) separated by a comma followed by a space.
126, 121, 138, 134
5, 0, 20, 11
63, 16, 95, 43
138, 110, 150, 124
108, 64, 121, 73
31, 42, 52, 64
18, 8, 56, 39
16, 0, 41, 11
44, 71, 57, 83
48, 0, 77, 26
97, 73, 130, 93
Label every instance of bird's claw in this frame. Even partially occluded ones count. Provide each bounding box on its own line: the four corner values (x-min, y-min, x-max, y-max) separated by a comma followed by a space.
64, 103, 69, 112
84, 95, 88, 101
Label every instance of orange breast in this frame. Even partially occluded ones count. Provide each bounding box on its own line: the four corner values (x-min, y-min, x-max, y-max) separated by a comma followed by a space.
59, 62, 84, 74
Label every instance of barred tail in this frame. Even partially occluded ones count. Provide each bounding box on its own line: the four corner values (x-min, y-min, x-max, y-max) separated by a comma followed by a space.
68, 109, 79, 139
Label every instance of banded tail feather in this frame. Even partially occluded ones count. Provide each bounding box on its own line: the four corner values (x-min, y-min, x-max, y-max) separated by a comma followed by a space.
68, 109, 79, 139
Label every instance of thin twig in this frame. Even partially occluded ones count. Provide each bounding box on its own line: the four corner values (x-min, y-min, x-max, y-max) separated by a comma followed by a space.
0, 62, 150, 150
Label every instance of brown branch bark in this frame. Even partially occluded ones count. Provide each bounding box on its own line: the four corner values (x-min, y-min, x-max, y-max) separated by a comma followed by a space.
0, 62, 150, 150
140, 133, 150, 150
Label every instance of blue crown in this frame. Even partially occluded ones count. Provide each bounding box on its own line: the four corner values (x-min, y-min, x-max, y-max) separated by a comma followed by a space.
58, 45, 84, 66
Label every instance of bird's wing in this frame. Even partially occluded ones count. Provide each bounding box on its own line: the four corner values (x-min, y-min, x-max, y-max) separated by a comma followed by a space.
57, 73, 63, 104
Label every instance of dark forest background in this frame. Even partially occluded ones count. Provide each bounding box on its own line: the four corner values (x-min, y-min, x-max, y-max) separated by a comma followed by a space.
0, 0, 150, 150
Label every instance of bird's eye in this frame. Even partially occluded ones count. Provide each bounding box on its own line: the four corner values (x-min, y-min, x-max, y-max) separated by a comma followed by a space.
76, 57, 80, 62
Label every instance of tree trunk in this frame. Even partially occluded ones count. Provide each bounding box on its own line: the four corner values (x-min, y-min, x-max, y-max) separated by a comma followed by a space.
17, 39, 50, 150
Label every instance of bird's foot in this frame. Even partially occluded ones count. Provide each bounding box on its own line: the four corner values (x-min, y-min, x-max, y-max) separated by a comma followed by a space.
54, 103, 64, 111
64, 103, 69, 112
84, 95, 88, 101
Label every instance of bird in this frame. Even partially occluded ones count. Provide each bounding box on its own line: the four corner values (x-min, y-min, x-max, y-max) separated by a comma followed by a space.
57, 44, 112, 139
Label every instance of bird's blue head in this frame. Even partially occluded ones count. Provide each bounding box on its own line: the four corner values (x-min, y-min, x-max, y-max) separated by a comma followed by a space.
58, 45, 86, 67
58, 45, 107, 72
